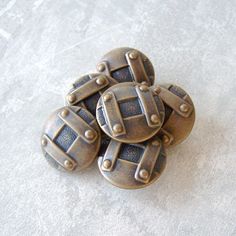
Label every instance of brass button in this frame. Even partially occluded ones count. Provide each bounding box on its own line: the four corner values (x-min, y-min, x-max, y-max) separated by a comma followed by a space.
65, 73, 115, 116
96, 47, 155, 86
152, 84, 195, 147
97, 137, 167, 189
96, 82, 165, 143
41, 106, 101, 172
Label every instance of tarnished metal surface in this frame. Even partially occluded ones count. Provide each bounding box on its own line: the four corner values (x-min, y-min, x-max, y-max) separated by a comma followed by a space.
98, 137, 166, 189
152, 84, 195, 147
41, 106, 101, 172
96, 47, 155, 86
96, 82, 165, 143
65, 73, 116, 116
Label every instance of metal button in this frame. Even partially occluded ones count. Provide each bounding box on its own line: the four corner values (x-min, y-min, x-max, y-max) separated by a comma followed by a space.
96, 82, 165, 143
97, 137, 167, 189
152, 84, 195, 147
41, 106, 101, 172
96, 47, 155, 86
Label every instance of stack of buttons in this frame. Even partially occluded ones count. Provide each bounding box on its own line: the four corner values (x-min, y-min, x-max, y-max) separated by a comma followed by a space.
41, 47, 195, 189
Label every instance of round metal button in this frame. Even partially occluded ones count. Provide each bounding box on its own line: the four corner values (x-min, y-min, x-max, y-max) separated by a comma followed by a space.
65, 73, 116, 116
96, 82, 165, 143
97, 137, 167, 189
96, 47, 155, 86
152, 84, 195, 147
41, 106, 101, 172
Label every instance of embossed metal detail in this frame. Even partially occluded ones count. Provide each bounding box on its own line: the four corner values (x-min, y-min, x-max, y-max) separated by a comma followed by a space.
98, 137, 167, 189
152, 84, 195, 147
41, 106, 101, 171
65, 73, 116, 116
96, 47, 155, 86
96, 82, 165, 143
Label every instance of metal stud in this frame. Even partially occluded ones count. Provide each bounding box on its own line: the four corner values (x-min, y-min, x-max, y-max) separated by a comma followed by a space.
96, 76, 106, 85
129, 51, 138, 60
67, 94, 76, 103
180, 103, 189, 113
139, 169, 149, 180
64, 160, 74, 170
61, 109, 69, 118
113, 124, 123, 134
139, 85, 149, 92
41, 138, 47, 146
163, 135, 170, 144
103, 159, 112, 169
85, 130, 95, 140
103, 93, 112, 102
150, 114, 160, 124
141, 81, 148, 85
154, 86, 161, 94
97, 63, 105, 72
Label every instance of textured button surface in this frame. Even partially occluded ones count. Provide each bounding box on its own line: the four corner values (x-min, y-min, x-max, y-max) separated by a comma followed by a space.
96, 47, 155, 86
97, 137, 167, 189
96, 82, 165, 143
65, 73, 116, 116
41, 106, 101, 172
152, 84, 195, 147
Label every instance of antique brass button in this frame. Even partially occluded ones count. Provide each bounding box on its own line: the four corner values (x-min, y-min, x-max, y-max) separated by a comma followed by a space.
65, 73, 116, 116
96, 47, 155, 86
98, 137, 167, 189
152, 84, 195, 146
41, 106, 101, 172
96, 82, 165, 143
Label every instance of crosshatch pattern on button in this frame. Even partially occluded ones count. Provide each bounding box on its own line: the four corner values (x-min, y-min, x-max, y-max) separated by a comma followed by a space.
118, 98, 142, 118
118, 144, 144, 163
54, 125, 77, 152
76, 107, 94, 124
117, 143, 166, 172
82, 92, 101, 115
111, 67, 133, 83
96, 82, 165, 143
42, 106, 101, 172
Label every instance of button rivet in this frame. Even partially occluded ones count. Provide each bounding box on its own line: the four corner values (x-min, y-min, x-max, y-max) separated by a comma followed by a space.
97, 63, 105, 72
129, 51, 138, 59
103, 159, 112, 169
139, 169, 149, 180
85, 130, 95, 140
61, 109, 69, 118
103, 93, 112, 102
151, 114, 160, 124
41, 138, 47, 146
67, 94, 76, 103
163, 135, 170, 144
139, 85, 149, 92
113, 124, 123, 133
64, 160, 74, 170
96, 76, 106, 85
180, 104, 189, 113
